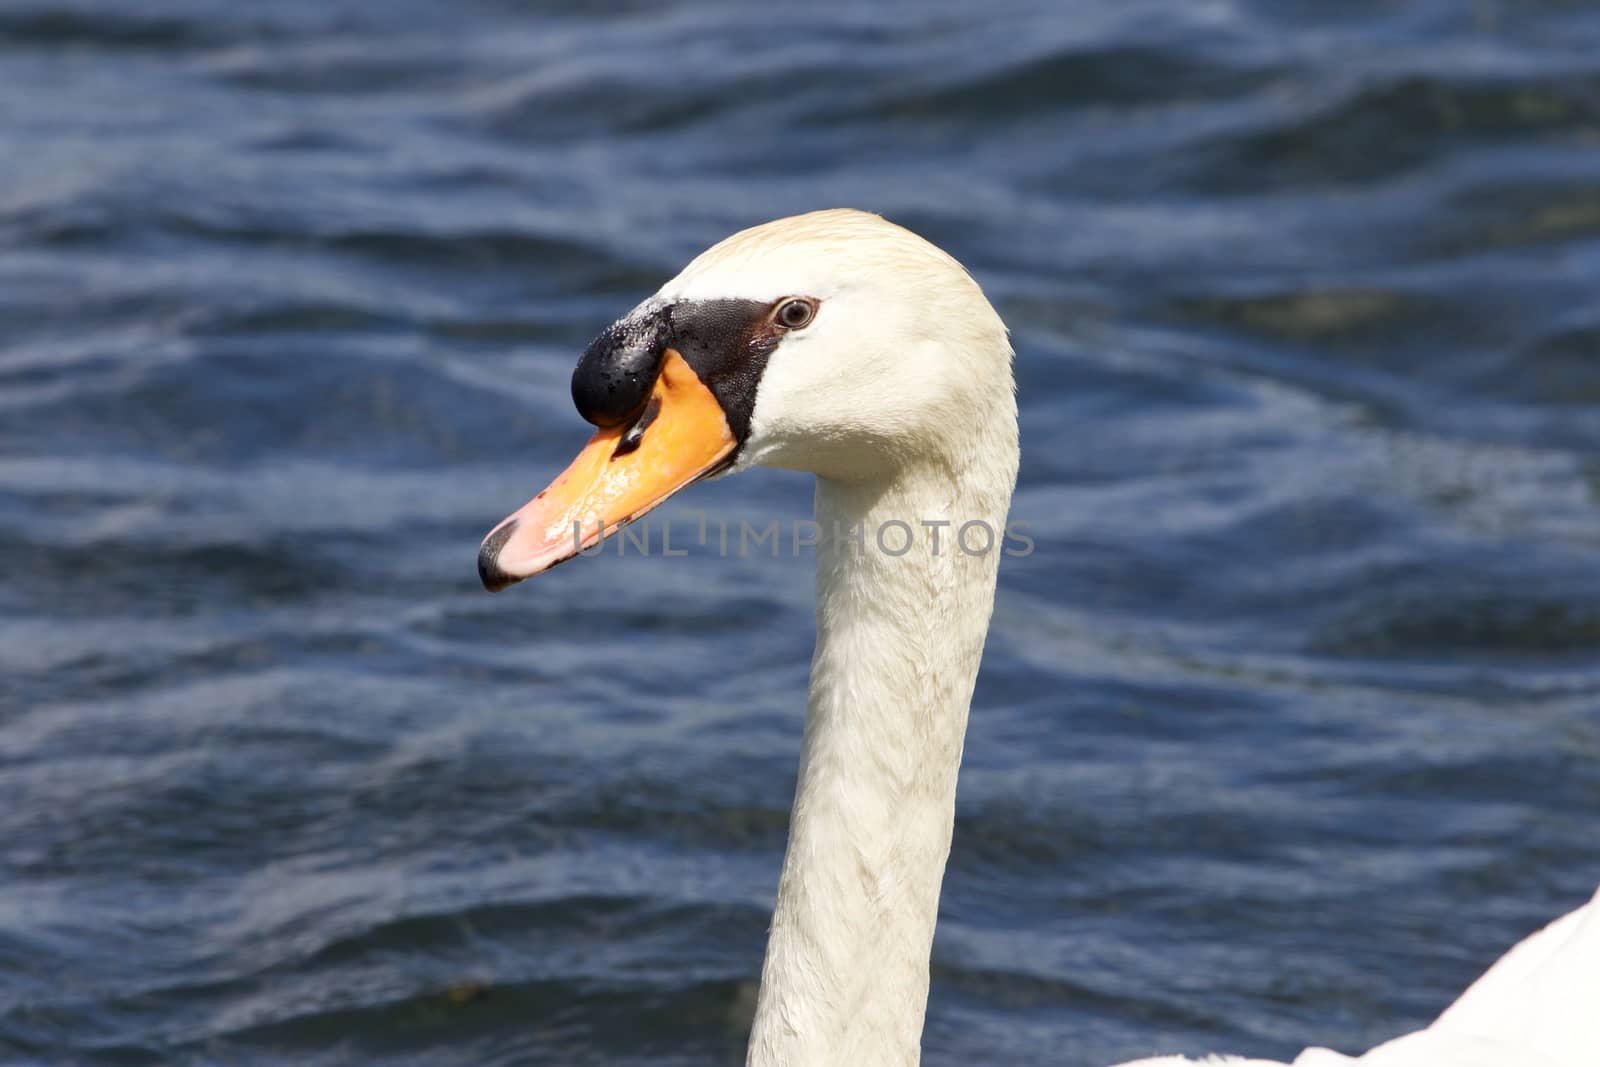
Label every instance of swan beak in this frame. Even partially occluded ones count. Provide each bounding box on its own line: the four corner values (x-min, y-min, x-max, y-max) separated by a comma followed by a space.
477, 350, 737, 591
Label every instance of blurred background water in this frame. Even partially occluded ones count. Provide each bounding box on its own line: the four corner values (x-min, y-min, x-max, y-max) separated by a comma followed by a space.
2, 1, 1599, 1064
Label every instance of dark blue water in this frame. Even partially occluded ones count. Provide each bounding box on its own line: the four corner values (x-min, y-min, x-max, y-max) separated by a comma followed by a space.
4, 2, 1600, 1064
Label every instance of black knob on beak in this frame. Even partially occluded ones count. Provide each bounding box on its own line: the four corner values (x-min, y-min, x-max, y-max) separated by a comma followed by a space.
571, 309, 669, 428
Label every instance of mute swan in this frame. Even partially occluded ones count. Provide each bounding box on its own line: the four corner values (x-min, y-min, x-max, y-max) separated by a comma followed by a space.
477, 209, 1600, 1067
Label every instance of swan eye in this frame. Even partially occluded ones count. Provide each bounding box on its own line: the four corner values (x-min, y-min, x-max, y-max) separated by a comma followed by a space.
774, 298, 816, 330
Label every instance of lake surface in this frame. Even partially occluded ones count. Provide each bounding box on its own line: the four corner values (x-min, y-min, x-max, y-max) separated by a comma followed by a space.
3, 2, 1599, 1064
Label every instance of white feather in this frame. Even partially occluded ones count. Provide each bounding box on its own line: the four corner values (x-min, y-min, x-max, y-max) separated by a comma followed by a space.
647, 210, 1600, 1067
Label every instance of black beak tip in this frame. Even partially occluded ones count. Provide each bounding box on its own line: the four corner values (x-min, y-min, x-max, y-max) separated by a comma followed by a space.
478, 520, 520, 593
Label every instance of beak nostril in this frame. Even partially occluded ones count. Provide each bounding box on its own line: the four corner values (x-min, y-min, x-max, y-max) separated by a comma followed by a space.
612, 396, 661, 459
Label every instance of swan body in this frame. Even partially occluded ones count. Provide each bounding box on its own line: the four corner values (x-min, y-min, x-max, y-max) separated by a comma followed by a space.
477, 209, 1600, 1067
1120, 885, 1600, 1066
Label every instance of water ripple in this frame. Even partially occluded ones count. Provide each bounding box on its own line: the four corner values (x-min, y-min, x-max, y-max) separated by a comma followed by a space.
3, 2, 1599, 1065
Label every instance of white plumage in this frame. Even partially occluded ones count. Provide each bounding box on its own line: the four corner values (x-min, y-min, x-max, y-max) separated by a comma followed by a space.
600, 211, 1600, 1067
1115, 890, 1600, 1067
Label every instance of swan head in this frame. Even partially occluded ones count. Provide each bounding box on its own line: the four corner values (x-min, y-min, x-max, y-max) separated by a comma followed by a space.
479, 208, 1015, 590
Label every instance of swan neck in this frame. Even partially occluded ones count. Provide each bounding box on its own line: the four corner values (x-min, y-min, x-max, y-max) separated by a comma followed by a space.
746, 462, 1011, 1067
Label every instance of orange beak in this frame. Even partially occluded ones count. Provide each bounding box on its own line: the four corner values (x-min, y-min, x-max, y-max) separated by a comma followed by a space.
478, 350, 737, 590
